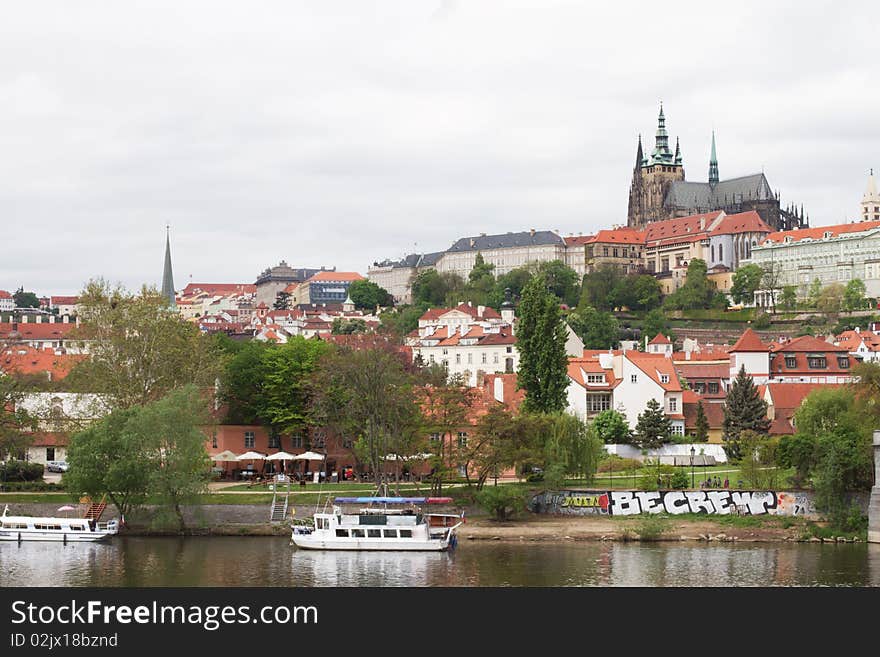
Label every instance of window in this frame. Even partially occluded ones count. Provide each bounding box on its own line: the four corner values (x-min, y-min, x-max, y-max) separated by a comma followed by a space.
785, 355, 797, 369
244, 431, 255, 449
493, 353, 499, 364
457, 432, 468, 447
718, 245, 723, 261
467, 353, 472, 364
211, 433, 218, 449
442, 348, 448, 355
430, 432, 442, 443
693, 382, 705, 394
383, 529, 398, 538
46, 447, 55, 462
603, 247, 609, 256
455, 353, 461, 365
671, 424, 684, 435
631, 375, 637, 383
668, 398, 677, 412
482, 353, 487, 364
613, 248, 619, 258
708, 382, 719, 395
351, 528, 365, 538
292, 435, 303, 449
335, 529, 349, 538
586, 374, 605, 384
268, 434, 280, 449
660, 374, 670, 384
69, 525, 85, 531
586, 394, 612, 413
838, 356, 850, 369
399, 529, 412, 538
367, 529, 381, 538
807, 355, 827, 369
506, 346, 512, 353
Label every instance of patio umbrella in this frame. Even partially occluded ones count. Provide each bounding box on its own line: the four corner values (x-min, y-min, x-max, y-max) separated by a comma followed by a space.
237, 451, 267, 460
291, 451, 325, 461
210, 450, 239, 462
265, 451, 296, 461
57, 505, 76, 517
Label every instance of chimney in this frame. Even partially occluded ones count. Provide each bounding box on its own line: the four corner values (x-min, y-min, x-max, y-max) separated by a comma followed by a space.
530, 228, 536, 237
477, 305, 485, 317
62, 315, 69, 324
493, 376, 504, 403
21, 315, 28, 323
700, 217, 706, 230
49, 315, 55, 324
36, 315, 42, 323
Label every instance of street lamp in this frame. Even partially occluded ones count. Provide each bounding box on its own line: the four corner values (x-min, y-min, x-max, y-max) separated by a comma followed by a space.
690, 446, 695, 489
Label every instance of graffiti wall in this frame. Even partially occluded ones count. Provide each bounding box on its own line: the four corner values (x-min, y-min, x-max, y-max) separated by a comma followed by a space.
529, 490, 821, 518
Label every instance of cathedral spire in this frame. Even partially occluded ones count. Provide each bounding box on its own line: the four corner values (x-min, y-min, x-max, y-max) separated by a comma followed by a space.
708, 131, 719, 184
161, 225, 176, 308
635, 134, 644, 168
649, 102, 673, 164
674, 137, 682, 166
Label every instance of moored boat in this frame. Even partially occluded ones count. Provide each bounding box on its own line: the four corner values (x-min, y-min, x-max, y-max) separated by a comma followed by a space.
0, 505, 119, 543
291, 497, 463, 551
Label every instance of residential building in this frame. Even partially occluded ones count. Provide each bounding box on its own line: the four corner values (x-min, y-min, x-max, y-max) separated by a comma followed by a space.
747, 219, 880, 299
759, 382, 841, 436
728, 328, 772, 385
836, 328, 880, 363
583, 228, 645, 274
562, 234, 595, 277
49, 296, 79, 317
627, 106, 807, 231
15, 393, 107, 465
682, 390, 725, 443
645, 333, 673, 355
0, 317, 82, 353
435, 230, 566, 279
861, 170, 880, 222
254, 261, 333, 307
0, 345, 84, 382
0, 290, 12, 312
768, 335, 854, 384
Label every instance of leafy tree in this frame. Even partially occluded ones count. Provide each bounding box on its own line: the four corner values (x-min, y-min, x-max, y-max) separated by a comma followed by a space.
515, 274, 570, 414
807, 278, 823, 308
67, 279, 222, 411
13, 287, 40, 309
540, 412, 604, 483
633, 398, 671, 449
348, 279, 392, 310
535, 260, 580, 307
777, 432, 818, 488
490, 267, 533, 308
379, 304, 426, 336
65, 406, 149, 519
631, 275, 663, 311
664, 259, 715, 310
466, 404, 534, 489
843, 279, 867, 312
670, 469, 689, 489
779, 286, 798, 311
641, 309, 673, 345
311, 347, 425, 496
0, 377, 36, 460
852, 361, 880, 425
738, 430, 779, 488
421, 378, 475, 495
731, 264, 764, 305
218, 341, 270, 425
124, 386, 212, 530
259, 337, 332, 435
476, 485, 526, 521
591, 409, 631, 444
722, 365, 770, 459
411, 270, 453, 307
331, 318, 369, 334
568, 305, 619, 349
579, 266, 622, 311
694, 400, 709, 442
817, 283, 845, 315
273, 291, 291, 310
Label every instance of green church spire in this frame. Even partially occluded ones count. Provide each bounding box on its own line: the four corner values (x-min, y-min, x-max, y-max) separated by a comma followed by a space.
161, 225, 176, 308
708, 131, 719, 184
649, 102, 674, 165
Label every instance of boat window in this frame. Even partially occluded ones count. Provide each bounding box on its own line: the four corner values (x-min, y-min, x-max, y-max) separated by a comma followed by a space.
34, 524, 62, 530
383, 529, 397, 538
3, 522, 28, 529
367, 529, 381, 538
399, 529, 412, 538
69, 525, 85, 531
335, 529, 349, 538
351, 529, 365, 538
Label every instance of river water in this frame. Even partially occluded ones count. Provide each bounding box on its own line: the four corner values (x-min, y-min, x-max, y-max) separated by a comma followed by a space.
2, 537, 879, 586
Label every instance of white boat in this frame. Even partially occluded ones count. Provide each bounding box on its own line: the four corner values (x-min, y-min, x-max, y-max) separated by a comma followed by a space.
0, 505, 119, 542
291, 497, 463, 552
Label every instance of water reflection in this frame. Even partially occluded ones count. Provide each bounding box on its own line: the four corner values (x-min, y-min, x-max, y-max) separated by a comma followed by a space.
1, 538, 878, 587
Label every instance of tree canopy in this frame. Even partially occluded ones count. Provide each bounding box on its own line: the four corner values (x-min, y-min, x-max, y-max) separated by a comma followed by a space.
348, 279, 392, 310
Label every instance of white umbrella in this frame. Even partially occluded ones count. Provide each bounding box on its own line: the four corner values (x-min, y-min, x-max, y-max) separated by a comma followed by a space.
292, 451, 325, 461
57, 505, 76, 517
211, 450, 239, 462
237, 451, 267, 461
265, 451, 296, 461
383, 453, 433, 461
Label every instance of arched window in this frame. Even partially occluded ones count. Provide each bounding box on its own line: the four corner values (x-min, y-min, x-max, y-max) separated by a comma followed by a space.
718, 244, 723, 261
711, 245, 715, 261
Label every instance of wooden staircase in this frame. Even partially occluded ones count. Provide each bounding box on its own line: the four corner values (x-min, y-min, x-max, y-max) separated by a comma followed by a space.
83, 496, 107, 521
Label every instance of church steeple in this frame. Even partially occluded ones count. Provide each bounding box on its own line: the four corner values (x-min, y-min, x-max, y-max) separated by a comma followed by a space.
861, 168, 880, 222
708, 131, 719, 185
674, 137, 682, 166
161, 225, 176, 308
649, 103, 673, 164
635, 134, 644, 168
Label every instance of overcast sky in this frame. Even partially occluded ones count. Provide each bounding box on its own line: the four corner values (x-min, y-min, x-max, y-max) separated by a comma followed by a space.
1, 1, 878, 295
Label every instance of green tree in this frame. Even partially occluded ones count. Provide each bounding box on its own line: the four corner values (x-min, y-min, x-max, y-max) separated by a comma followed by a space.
535, 260, 580, 307
379, 304, 426, 337
0, 377, 36, 460
664, 259, 715, 310
843, 279, 867, 312
490, 267, 533, 308
641, 309, 673, 345
475, 485, 526, 521
633, 398, 671, 449
694, 400, 709, 442
632, 275, 663, 311
779, 286, 798, 311
730, 264, 764, 305
738, 430, 779, 488
807, 278, 823, 308
540, 412, 604, 483
411, 270, 456, 307
311, 346, 425, 496
421, 378, 475, 495
817, 283, 845, 315
218, 341, 270, 425
722, 365, 770, 459
579, 266, 622, 311
515, 274, 570, 414
13, 287, 40, 309
273, 291, 291, 310
67, 279, 222, 410
331, 318, 369, 334
348, 279, 392, 310
466, 405, 533, 489
568, 305, 619, 349
777, 432, 818, 488
459, 253, 496, 307
125, 386, 212, 530
259, 337, 332, 435
592, 409, 631, 444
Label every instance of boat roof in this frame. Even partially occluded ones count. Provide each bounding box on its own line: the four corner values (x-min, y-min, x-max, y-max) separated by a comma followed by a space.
1, 515, 90, 523
333, 497, 453, 505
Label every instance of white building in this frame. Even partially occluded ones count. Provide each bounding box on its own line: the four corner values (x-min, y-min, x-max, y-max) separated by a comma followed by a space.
436, 230, 566, 279
861, 170, 880, 222
0, 290, 12, 313
746, 219, 880, 299
367, 253, 443, 305
562, 235, 595, 278
16, 393, 109, 465
836, 328, 880, 363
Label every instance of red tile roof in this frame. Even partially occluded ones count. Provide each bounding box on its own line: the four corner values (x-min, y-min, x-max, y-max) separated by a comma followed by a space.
730, 328, 768, 352
418, 303, 502, 322
587, 228, 646, 245
836, 330, 880, 352
563, 234, 596, 246
708, 211, 771, 236
626, 353, 682, 392
0, 346, 84, 380
50, 296, 78, 305
762, 220, 880, 245
0, 290, 12, 299
306, 271, 365, 283
674, 362, 731, 379
644, 211, 723, 245
0, 322, 78, 340
648, 333, 671, 345
30, 432, 70, 447
180, 283, 256, 296
763, 382, 840, 410
770, 335, 848, 353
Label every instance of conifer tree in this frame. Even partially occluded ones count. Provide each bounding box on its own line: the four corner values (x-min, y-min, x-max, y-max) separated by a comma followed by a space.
633, 398, 671, 449
722, 365, 770, 458
694, 400, 710, 442
515, 273, 570, 414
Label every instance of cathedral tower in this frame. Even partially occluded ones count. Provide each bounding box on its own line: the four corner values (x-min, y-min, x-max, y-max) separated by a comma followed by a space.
161, 225, 176, 308
627, 104, 686, 228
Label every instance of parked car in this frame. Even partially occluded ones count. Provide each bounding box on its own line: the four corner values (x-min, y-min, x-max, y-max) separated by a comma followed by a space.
46, 461, 69, 473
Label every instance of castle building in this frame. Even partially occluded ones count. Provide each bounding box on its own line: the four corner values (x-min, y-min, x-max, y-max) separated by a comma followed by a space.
627, 106, 807, 232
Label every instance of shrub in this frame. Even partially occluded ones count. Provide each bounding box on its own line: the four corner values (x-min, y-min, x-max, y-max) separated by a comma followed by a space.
753, 312, 771, 329
475, 485, 526, 521
0, 460, 45, 482
0, 481, 64, 492
597, 456, 642, 473
635, 515, 667, 541
670, 470, 689, 489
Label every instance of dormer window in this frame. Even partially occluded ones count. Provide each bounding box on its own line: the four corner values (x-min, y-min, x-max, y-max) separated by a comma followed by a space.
586, 374, 605, 384
823, 231, 833, 239
660, 374, 670, 384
